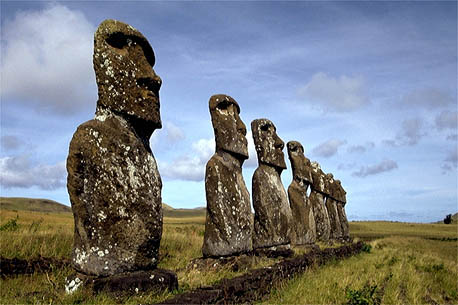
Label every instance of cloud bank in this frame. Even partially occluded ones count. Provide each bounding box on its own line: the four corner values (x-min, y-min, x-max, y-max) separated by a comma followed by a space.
1, 4, 95, 114
352, 159, 398, 178
299, 72, 369, 112
312, 139, 347, 158
0, 155, 66, 190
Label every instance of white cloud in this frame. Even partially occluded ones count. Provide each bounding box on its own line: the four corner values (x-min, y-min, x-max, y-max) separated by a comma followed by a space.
298, 72, 369, 112
312, 139, 347, 158
435, 110, 458, 131
0, 155, 66, 190
244, 130, 258, 168
164, 122, 185, 143
384, 118, 426, 147
347, 142, 375, 154
1, 4, 95, 114
352, 159, 398, 178
402, 88, 453, 110
159, 138, 214, 181
396, 118, 426, 146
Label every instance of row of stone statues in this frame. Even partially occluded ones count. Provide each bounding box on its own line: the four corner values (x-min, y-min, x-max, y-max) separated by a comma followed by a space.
202, 96, 349, 258
66, 19, 349, 292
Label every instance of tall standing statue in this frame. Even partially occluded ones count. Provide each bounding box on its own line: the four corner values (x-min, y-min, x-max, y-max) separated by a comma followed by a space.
335, 180, 350, 240
324, 173, 343, 240
66, 20, 176, 293
309, 162, 331, 241
202, 95, 253, 257
251, 119, 292, 252
287, 141, 316, 245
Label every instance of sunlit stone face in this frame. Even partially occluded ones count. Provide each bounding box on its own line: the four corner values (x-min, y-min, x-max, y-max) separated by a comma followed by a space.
252, 118, 286, 170
287, 141, 313, 184
94, 19, 162, 129
209, 94, 248, 160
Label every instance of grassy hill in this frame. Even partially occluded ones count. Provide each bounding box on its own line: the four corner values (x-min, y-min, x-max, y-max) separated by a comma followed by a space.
0, 197, 205, 218
0, 197, 72, 213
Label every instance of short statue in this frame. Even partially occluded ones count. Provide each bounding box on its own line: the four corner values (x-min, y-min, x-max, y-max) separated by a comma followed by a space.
67, 20, 176, 291
309, 162, 331, 241
324, 173, 343, 240
286, 141, 316, 245
202, 95, 253, 257
251, 119, 292, 250
335, 180, 350, 240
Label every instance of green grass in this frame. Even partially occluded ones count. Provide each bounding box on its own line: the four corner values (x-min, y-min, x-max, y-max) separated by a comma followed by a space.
1, 207, 457, 304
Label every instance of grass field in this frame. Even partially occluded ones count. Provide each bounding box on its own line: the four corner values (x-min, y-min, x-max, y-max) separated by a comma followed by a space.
1, 206, 457, 304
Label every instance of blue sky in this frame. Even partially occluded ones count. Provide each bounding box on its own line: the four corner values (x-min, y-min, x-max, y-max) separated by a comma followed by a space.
1, 1, 456, 222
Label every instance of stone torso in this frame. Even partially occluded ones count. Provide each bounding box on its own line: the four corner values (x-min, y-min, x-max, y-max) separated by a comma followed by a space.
252, 165, 292, 249
288, 180, 316, 245
202, 153, 253, 257
67, 111, 162, 276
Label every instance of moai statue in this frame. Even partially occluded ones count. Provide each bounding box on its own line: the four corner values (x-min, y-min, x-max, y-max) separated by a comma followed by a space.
66, 20, 176, 293
202, 95, 253, 257
287, 141, 316, 245
324, 173, 343, 240
251, 119, 292, 252
309, 162, 331, 241
335, 180, 350, 240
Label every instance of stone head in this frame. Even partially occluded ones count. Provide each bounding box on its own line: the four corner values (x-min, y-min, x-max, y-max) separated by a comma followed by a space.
287, 141, 312, 184
324, 173, 334, 196
335, 179, 347, 204
209, 95, 248, 160
94, 19, 161, 129
251, 119, 286, 171
311, 161, 326, 193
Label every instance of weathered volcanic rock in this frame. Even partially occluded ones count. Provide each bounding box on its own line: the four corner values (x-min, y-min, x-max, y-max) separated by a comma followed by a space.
324, 174, 342, 240
251, 119, 292, 249
287, 141, 316, 245
309, 162, 331, 241
335, 180, 350, 239
67, 19, 163, 277
202, 95, 253, 257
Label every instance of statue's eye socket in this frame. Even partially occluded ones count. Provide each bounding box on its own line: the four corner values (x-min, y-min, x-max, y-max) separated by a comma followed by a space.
106, 32, 128, 49
260, 124, 269, 132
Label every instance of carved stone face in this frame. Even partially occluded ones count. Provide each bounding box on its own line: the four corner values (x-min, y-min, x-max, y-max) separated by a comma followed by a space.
251, 119, 286, 170
311, 161, 326, 193
287, 141, 312, 184
335, 180, 347, 203
209, 95, 248, 160
324, 173, 334, 196
94, 19, 162, 129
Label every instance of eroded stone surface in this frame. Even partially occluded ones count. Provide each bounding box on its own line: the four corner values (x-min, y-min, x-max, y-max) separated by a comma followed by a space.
287, 141, 316, 245
67, 19, 163, 277
65, 269, 177, 295
202, 95, 253, 257
309, 162, 331, 241
251, 119, 292, 249
335, 180, 350, 239
324, 174, 343, 240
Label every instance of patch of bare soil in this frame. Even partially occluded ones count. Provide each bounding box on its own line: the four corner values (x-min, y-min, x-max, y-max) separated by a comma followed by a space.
0, 256, 70, 277
157, 241, 365, 305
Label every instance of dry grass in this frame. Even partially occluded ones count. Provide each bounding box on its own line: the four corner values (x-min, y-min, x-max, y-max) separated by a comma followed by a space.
1, 210, 457, 304
263, 224, 458, 305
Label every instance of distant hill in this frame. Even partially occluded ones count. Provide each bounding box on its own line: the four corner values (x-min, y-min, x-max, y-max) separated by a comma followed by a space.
0, 197, 205, 218
163, 207, 206, 218
0, 197, 72, 213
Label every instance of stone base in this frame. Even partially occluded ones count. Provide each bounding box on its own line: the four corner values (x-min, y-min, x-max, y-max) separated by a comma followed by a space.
65, 269, 178, 295
253, 244, 294, 258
